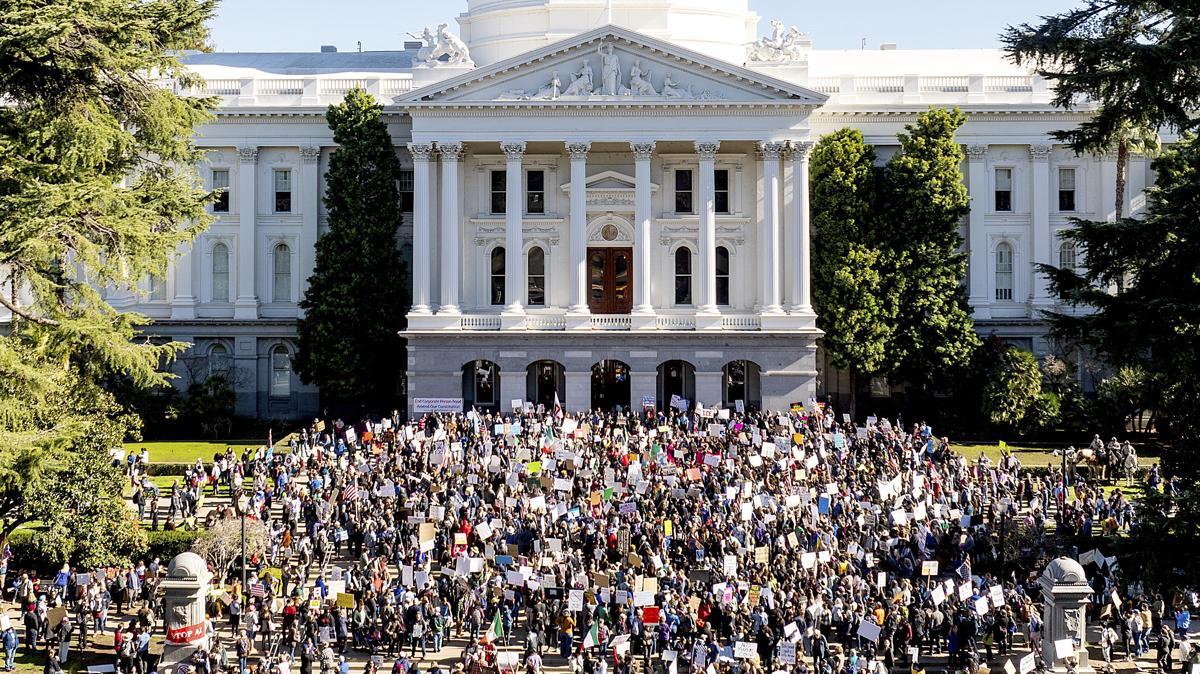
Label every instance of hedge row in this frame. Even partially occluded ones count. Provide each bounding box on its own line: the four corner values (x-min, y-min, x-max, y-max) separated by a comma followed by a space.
6, 528, 202, 573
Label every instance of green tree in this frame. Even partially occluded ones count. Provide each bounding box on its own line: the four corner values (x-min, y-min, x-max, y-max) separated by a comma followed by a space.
879, 108, 980, 391
0, 0, 216, 557
809, 130, 896, 417
1002, 1, 1200, 155
981, 346, 1054, 434
296, 89, 409, 412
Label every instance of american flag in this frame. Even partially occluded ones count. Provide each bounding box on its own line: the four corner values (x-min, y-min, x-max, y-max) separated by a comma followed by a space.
250, 582, 265, 598
957, 555, 972, 580
342, 481, 360, 502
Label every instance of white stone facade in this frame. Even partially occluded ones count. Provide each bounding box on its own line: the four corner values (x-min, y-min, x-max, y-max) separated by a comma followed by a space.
51, 0, 1154, 418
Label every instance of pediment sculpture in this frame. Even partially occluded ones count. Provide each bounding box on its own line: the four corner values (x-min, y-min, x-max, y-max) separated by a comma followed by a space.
497, 40, 724, 101
746, 20, 809, 63
409, 23, 474, 67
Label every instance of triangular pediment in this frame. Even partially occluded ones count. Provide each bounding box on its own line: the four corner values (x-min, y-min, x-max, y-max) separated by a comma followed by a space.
561, 170, 659, 193
401, 25, 827, 106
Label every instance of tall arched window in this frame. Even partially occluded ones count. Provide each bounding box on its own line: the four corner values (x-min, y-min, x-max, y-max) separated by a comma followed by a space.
208, 343, 230, 380
490, 247, 506, 306
995, 242, 1014, 301
212, 242, 229, 302
715, 246, 730, 306
1058, 240, 1077, 272
527, 246, 545, 307
272, 243, 291, 302
674, 247, 693, 305
270, 345, 291, 397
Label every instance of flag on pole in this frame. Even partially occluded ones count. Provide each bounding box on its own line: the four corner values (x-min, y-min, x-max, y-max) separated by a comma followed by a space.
342, 482, 360, 502
583, 622, 599, 649
483, 610, 504, 643
553, 391, 563, 420
957, 554, 972, 580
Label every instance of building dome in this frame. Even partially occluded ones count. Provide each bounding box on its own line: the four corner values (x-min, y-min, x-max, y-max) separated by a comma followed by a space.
456, 0, 761, 67
1040, 556, 1088, 586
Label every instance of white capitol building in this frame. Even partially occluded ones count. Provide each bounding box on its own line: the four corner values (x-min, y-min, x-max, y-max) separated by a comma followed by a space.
113, 0, 1151, 418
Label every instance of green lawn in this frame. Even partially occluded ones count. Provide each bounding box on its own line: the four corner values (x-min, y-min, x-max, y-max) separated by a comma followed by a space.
123, 438, 288, 464
954, 442, 1157, 468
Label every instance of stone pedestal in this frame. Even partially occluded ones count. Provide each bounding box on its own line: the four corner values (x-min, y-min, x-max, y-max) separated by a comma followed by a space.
159, 552, 213, 674
1040, 556, 1095, 674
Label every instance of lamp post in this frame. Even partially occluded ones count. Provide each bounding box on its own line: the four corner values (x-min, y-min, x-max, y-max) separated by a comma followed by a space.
233, 487, 247, 593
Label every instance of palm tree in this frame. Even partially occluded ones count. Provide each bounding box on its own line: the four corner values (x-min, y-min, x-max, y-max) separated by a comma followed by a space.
1105, 122, 1161, 221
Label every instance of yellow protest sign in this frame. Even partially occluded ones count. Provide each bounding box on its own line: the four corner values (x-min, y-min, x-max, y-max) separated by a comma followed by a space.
663, 519, 673, 537
336, 593, 356, 609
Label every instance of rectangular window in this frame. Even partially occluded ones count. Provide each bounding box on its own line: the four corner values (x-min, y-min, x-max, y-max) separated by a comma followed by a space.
995, 244, 1014, 301
273, 169, 292, 213
490, 170, 506, 214
994, 168, 1012, 212
674, 170, 694, 214
212, 170, 230, 213
526, 170, 545, 214
1058, 168, 1076, 212
398, 170, 414, 213
149, 274, 167, 301
715, 169, 730, 214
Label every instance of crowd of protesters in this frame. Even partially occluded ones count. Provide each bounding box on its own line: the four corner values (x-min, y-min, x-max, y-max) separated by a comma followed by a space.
6, 403, 1196, 674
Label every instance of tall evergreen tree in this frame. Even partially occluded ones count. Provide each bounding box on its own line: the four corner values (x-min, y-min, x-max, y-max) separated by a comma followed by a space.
0, 0, 217, 557
1042, 136, 1200, 589
297, 89, 409, 412
879, 108, 980, 391
1002, 1, 1200, 154
809, 129, 896, 417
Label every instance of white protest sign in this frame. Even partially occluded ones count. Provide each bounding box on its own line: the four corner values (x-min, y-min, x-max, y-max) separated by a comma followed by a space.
567, 589, 585, 612
856, 619, 881, 643
778, 642, 797, 665
733, 642, 757, 659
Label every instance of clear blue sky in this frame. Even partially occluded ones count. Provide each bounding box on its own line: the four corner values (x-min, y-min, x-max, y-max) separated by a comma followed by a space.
208, 0, 1079, 53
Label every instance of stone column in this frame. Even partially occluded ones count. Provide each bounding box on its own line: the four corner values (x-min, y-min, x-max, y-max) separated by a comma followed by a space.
1039, 557, 1095, 674
631, 141, 656, 316
502, 141, 527, 315
565, 370, 590, 413
759, 142, 786, 314
966, 144, 990, 318
695, 141, 720, 316
1099, 150, 1119, 222
438, 142, 463, 315
409, 143, 435, 314
297, 145, 321, 318
566, 141, 591, 315
790, 141, 815, 315
233, 146, 259, 319
158, 552, 213, 674
170, 241, 196, 320
1030, 143, 1052, 306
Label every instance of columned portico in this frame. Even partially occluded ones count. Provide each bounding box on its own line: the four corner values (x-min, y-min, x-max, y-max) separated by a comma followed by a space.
631, 141, 656, 317
409, 143, 435, 314
438, 142, 464, 315
695, 140, 720, 317
566, 141, 591, 315
501, 141, 527, 316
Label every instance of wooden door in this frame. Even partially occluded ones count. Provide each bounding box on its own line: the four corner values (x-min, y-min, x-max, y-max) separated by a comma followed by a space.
587, 247, 633, 314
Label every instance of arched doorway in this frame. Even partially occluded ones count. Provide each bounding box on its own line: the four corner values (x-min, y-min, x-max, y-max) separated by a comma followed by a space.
461, 360, 500, 412
722, 360, 762, 411
657, 360, 696, 410
590, 360, 631, 411
526, 360, 565, 410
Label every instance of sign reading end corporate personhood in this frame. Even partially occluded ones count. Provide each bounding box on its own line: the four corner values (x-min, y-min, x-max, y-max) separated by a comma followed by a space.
413, 398, 464, 413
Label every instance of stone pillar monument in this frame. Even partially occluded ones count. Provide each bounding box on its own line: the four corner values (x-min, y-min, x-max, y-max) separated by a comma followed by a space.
1040, 556, 1095, 674
159, 552, 213, 674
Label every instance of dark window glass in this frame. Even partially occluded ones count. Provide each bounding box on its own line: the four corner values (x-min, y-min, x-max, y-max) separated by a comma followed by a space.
274, 169, 291, 213
527, 170, 545, 214
527, 247, 545, 306
399, 170, 414, 213
675, 170, 694, 214
716, 246, 730, 305
715, 169, 730, 214
490, 247, 505, 305
212, 170, 230, 212
490, 170, 506, 214
994, 168, 1012, 212
674, 247, 692, 305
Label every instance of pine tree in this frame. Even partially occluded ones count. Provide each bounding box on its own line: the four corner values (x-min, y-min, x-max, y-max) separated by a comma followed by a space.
809, 129, 896, 417
1041, 136, 1200, 589
296, 88, 409, 412
879, 108, 980, 391
0, 0, 217, 556
1002, 1, 1200, 154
